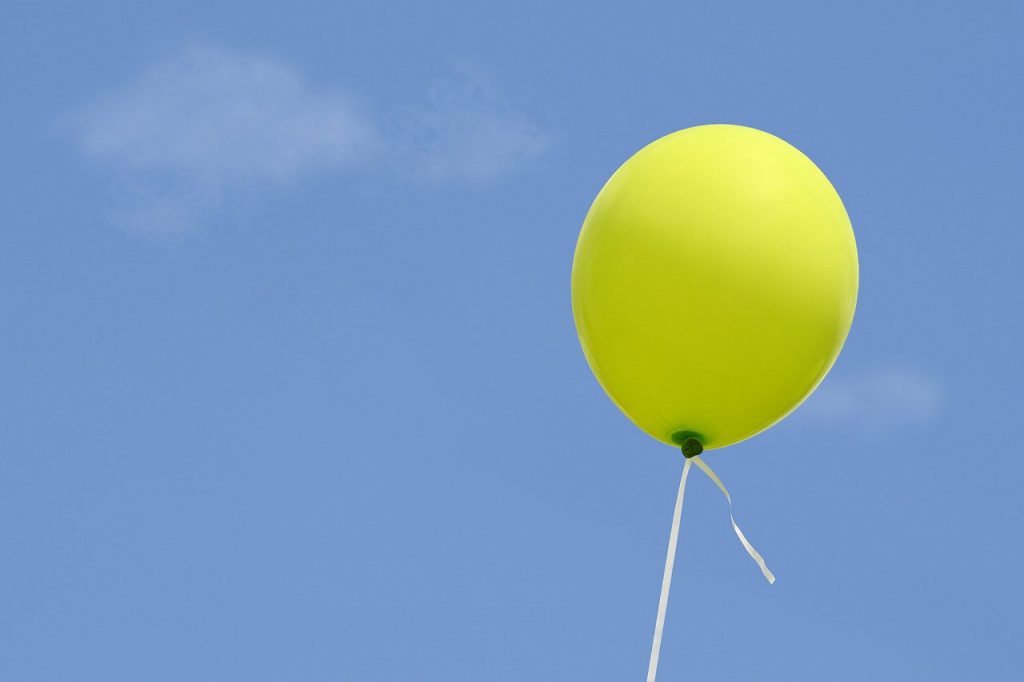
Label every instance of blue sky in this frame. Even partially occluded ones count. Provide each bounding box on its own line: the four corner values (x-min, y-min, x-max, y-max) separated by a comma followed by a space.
1, 1, 1022, 680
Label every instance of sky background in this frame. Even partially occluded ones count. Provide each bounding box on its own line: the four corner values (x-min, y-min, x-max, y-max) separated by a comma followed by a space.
2, 1, 1022, 680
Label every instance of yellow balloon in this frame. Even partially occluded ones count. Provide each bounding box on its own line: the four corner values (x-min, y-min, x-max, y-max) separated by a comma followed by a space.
572, 124, 858, 450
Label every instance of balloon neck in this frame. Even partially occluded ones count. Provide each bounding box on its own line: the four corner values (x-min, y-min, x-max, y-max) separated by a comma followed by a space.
671, 431, 705, 458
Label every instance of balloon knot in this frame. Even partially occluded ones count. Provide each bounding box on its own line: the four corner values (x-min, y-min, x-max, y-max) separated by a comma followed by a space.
680, 438, 703, 458
671, 431, 705, 458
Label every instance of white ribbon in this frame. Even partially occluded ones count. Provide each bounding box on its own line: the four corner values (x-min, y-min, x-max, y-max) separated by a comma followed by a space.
692, 456, 775, 585
645, 458, 691, 682
645, 454, 774, 682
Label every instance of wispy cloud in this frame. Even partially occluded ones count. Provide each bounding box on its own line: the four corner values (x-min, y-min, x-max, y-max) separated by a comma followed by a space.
74, 47, 374, 181
69, 46, 374, 235
395, 67, 549, 184
800, 366, 944, 432
67, 46, 548, 236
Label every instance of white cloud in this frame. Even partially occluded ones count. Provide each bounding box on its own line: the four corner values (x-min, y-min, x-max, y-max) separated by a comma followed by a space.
68, 47, 548, 236
75, 46, 374, 181
395, 67, 549, 184
801, 366, 944, 432
68, 46, 376, 236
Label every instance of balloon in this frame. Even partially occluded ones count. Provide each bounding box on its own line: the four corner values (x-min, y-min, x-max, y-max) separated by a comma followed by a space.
572, 124, 858, 450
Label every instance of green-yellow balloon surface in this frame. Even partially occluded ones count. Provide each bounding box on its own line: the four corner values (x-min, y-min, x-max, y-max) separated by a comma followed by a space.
571, 124, 858, 450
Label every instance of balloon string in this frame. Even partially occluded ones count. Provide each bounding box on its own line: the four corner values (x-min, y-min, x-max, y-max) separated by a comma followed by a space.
692, 456, 776, 584
646, 458, 692, 682
645, 454, 775, 680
